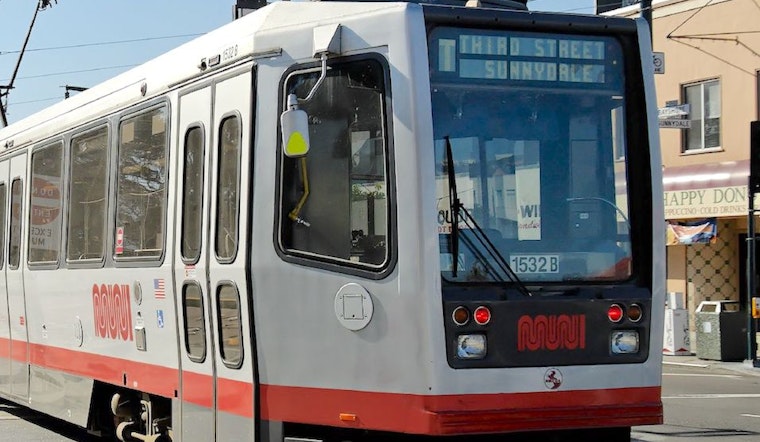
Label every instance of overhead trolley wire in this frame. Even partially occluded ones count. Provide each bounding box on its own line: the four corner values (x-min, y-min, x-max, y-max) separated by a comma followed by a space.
1, 63, 139, 83
0, 33, 204, 56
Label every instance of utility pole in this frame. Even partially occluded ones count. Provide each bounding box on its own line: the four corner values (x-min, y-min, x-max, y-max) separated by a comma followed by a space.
749, 121, 760, 368
0, 0, 58, 128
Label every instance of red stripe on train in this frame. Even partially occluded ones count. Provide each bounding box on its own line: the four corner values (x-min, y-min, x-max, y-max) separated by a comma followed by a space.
11, 338, 26, 362
259, 385, 662, 435
0, 339, 9, 359
27, 341, 177, 398
181, 370, 214, 408
0, 337, 254, 417
181, 371, 254, 418
0, 337, 661, 433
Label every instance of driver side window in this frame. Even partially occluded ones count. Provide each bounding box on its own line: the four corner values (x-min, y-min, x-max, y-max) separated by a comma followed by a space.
279, 57, 391, 272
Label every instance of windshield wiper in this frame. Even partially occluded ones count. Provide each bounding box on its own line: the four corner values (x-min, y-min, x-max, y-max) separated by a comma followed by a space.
443, 136, 532, 297
445, 135, 461, 278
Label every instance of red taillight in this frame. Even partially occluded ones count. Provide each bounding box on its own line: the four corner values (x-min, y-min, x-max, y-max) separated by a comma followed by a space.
452, 306, 470, 326
474, 306, 492, 325
608, 304, 624, 323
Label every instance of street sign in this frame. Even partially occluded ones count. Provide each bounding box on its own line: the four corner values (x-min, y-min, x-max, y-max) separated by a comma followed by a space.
658, 104, 690, 119
659, 119, 691, 129
653, 52, 665, 74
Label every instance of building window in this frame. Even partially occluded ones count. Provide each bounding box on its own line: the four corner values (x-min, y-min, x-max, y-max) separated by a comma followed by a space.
683, 79, 720, 152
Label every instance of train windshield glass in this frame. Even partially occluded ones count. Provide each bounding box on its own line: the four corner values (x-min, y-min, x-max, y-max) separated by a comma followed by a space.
429, 27, 631, 283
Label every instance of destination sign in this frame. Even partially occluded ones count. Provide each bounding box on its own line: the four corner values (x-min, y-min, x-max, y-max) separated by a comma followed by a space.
434, 30, 615, 85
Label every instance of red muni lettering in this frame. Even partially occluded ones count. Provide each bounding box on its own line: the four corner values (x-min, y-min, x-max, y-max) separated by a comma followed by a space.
517, 314, 586, 351
92, 283, 133, 341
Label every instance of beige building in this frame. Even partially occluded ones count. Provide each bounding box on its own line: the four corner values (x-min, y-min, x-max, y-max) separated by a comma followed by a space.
609, 0, 760, 348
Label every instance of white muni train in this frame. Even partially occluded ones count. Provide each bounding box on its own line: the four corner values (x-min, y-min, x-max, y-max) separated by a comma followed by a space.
0, 1, 664, 441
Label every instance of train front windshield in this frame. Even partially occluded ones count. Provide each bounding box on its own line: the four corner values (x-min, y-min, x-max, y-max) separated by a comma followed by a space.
430, 28, 632, 283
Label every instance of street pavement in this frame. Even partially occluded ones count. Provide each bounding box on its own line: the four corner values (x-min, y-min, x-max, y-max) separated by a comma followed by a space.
662, 353, 760, 376
631, 352, 760, 442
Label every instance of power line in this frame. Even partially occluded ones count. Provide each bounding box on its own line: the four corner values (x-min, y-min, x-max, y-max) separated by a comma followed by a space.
8, 96, 59, 106
1, 63, 139, 83
0, 33, 204, 56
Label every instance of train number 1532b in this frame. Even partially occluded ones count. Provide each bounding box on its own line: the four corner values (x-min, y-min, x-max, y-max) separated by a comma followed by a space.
509, 254, 559, 274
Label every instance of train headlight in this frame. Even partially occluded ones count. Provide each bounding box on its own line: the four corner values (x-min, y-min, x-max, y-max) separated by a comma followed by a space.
456, 334, 486, 359
610, 330, 639, 354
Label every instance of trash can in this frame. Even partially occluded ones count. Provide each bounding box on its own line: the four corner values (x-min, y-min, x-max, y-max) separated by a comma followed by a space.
695, 300, 748, 361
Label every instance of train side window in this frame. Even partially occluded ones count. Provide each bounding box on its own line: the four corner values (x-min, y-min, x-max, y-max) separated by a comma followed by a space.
68, 127, 109, 262
182, 126, 205, 262
279, 57, 390, 272
29, 142, 63, 265
9, 179, 22, 269
217, 283, 243, 368
115, 106, 169, 260
182, 282, 207, 362
0, 183, 6, 269
215, 116, 241, 262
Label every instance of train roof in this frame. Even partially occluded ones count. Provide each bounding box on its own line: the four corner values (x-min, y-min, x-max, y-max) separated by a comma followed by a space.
0, 1, 416, 148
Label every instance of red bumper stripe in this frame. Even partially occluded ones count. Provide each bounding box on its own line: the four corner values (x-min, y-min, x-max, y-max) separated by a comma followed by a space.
260, 384, 663, 435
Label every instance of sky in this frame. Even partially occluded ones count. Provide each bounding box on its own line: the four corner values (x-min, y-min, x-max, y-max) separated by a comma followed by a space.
0, 0, 595, 124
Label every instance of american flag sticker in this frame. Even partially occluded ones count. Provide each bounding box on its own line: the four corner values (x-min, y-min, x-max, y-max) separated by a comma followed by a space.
153, 278, 166, 299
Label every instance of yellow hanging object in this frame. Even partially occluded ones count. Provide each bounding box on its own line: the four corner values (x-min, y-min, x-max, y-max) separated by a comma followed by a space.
285, 131, 309, 158
280, 99, 310, 158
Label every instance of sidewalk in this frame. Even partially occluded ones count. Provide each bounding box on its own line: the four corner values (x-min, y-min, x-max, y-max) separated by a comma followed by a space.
663, 353, 760, 376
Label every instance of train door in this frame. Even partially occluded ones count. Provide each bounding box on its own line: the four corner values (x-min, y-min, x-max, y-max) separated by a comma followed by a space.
6, 153, 28, 400
0, 160, 9, 396
175, 68, 256, 441
208, 70, 255, 441
176, 85, 216, 441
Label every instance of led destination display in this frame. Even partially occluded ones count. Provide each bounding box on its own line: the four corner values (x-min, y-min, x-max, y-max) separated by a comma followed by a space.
435, 32, 612, 84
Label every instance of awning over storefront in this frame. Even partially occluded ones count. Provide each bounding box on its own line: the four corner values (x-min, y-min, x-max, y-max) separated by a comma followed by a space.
663, 160, 748, 192
663, 160, 749, 220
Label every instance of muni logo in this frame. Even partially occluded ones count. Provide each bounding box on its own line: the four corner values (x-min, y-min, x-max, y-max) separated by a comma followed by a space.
517, 314, 586, 351
92, 284, 134, 341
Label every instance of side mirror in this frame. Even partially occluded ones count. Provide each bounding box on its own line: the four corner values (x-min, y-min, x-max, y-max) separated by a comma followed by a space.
281, 94, 310, 158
